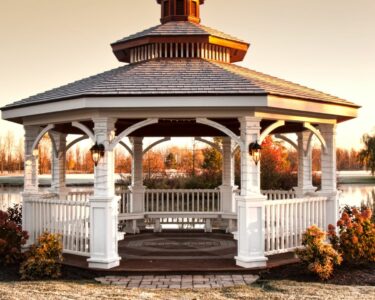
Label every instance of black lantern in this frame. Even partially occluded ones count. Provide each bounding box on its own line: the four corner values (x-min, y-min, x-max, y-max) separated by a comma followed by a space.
90, 143, 105, 166
249, 141, 262, 165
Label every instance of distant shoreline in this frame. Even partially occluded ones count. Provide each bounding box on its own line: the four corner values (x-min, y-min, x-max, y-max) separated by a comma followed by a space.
0, 171, 374, 187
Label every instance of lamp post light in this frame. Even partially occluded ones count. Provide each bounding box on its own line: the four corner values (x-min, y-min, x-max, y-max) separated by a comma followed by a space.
249, 141, 262, 165
90, 143, 105, 166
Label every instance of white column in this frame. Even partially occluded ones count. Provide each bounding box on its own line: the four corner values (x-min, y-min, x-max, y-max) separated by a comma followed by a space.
235, 116, 268, 269
50, 131, 68, 198
23, 126, 40, 193
87, 117, 121, 269
126, 137, 145, 234
22, 125, 42, 246
294, 131, 316, 197
220, 137, 236, 232
130, 137, 145, 213
220, 137, 235, 212
318, 124, 338, 228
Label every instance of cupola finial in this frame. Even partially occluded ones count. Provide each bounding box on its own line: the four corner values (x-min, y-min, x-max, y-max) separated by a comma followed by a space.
156, 0, 204, 24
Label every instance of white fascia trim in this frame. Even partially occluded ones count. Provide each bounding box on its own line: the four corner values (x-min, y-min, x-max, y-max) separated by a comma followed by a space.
267, 95, 358, 119
1, 96, 268, 120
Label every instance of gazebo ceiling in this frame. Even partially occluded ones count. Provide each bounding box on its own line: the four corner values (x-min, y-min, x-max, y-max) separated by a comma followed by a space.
52, 118, 310, 138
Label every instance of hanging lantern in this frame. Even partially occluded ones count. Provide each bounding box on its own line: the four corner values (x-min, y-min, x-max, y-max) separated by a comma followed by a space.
90, 143, 105, 166
249, 141, 262, 165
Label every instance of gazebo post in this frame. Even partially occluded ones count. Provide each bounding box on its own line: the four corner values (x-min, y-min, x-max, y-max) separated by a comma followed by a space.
87, 117, 121, 269
220, 136, 236, 232
22, 125, 42, 246
318, 124, 339, 228
49, 131, 68, 199
235, 116, 268, 268
128, 137, 145, 233
294, 131, 315, 197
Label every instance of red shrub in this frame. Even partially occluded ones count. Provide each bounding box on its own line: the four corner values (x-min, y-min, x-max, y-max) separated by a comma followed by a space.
0, 210, 29, 265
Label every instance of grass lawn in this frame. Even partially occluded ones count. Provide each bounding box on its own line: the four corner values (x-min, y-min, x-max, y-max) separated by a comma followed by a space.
0, 263, 375, 300
0, 279, 374, 300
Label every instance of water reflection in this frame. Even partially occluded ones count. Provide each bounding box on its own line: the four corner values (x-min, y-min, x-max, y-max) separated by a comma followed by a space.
339, 184, 375, 208
1, 185, 375, 211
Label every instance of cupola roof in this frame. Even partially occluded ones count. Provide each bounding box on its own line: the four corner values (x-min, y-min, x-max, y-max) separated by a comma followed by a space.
111, 0, 249, 64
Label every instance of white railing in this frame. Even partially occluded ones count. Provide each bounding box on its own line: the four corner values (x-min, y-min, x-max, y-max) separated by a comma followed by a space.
118, 190, 131, 214
144, 189, 221, 213
0, 191, 22, 211
264, 196, 327, 255
0, 193, 13, 211
262, 190, 297, 200
67, 191, 93, 202
27, 197, 90, 257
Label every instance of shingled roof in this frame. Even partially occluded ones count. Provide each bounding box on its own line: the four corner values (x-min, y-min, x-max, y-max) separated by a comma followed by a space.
1, 58, 359, 110
112, 21, 246, 45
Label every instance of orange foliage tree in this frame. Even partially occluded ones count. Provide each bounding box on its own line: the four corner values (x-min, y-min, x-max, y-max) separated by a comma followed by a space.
260, 136, 293, 190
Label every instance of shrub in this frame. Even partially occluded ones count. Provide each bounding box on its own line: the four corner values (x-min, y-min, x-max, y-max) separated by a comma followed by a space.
329, 206, 375, 264
7, 204, 22, 226
296, 225, 342, 280
0, 210, 28, 265
20, 232, 63, 280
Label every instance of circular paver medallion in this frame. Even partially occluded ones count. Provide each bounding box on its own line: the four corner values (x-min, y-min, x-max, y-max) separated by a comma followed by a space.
142, 240, 221, 249
120, 234, 236, 260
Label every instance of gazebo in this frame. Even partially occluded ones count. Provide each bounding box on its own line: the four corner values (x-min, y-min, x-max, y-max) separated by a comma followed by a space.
1, 0, 359, 270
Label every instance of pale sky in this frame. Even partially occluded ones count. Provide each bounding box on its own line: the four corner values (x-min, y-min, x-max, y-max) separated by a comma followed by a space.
0, 0, 374, 149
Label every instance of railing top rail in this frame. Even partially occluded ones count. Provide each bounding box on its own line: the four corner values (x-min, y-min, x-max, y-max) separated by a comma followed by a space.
25, 198, 89, 206
145, 189, 220, 192
264, 196, 328, 206
261, 189, 295, 194
68, 191, 93, 194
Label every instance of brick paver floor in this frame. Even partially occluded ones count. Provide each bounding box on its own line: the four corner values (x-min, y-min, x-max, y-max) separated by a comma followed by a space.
95, 274, 259, 289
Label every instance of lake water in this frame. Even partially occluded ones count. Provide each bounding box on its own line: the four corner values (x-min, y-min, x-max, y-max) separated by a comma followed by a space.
1, 184, 374, 212
339, 184, 375, 207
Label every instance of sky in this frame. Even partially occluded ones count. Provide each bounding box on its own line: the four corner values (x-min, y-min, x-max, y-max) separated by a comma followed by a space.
0, 0, 374, 149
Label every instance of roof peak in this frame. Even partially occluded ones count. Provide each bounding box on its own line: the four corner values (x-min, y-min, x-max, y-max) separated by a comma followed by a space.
156, 0, 204, 24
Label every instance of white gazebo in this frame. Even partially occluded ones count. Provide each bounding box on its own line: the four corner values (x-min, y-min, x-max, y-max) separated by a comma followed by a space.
1, 0, 359, 270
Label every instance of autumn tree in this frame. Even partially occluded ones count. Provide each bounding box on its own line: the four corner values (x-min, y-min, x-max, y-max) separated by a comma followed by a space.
143, 150, 165, 178
115, 148, 131, 174
164, 153, 177, 169
201, 138, 222, 175
260, 136, 292, 190
359, 133, 375, 175
38, 134, 51, 174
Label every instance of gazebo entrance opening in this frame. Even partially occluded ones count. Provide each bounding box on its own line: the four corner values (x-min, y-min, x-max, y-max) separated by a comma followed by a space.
20, 116, 333, 269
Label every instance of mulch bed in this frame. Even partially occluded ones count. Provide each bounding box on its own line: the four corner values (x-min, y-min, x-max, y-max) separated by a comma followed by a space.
259, 262, 375, 286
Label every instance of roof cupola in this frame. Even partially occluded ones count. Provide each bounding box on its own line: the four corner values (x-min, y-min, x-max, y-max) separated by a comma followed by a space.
157, 0, 204, 24
111, 0, 249, 64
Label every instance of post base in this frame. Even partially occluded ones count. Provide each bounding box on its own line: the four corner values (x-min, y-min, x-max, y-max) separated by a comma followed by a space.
87, 256, 121, 269
235, 255, 268, 269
